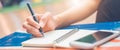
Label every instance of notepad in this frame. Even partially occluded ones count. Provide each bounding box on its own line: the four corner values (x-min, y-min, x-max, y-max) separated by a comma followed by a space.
22, 29, 97, 48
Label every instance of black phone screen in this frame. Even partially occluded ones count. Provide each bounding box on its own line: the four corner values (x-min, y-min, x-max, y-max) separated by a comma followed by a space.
76, 31, 114, 43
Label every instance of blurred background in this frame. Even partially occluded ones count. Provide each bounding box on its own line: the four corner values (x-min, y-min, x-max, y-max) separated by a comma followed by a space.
0, 0, 96, 38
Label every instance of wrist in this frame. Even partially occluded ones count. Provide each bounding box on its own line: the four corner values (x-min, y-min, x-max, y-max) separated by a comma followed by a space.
53, 15, 63, 29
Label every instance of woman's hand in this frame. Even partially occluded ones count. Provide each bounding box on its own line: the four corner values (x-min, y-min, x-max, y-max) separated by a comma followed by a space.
23, 12, 58, 37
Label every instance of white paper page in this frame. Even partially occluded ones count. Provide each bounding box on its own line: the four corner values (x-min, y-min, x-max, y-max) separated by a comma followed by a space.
22, 29, 72, 47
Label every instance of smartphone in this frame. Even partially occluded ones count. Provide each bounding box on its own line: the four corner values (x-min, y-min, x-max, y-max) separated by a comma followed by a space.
70, 30, 120, 49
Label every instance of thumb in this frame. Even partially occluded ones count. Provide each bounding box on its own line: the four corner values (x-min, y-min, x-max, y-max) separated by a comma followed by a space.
39, 12, 51, 27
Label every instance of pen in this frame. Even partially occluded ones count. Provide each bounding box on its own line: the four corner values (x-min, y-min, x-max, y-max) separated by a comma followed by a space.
26, 3, 44, 37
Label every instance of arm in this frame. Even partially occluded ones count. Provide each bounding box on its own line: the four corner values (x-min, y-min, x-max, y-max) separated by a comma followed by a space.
23, 0, 101, 37
55, 0, 101, 28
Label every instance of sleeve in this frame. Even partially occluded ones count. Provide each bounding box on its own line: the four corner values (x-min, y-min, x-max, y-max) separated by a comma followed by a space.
96, 0, 120, 23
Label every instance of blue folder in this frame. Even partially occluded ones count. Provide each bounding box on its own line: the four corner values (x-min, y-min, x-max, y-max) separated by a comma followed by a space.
0, 32, 32, 46
0, 22, 120, 46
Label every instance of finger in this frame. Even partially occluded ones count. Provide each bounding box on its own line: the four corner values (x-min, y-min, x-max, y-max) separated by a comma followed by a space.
23, 22, 42, 37
26, 30, 42, 37
35, 14, 43, 21
22, 22, 28, 30
39, 12, 51, 27
26, 17, 40, 29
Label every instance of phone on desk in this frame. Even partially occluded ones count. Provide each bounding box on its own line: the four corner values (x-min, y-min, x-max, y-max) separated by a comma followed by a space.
70, 30, 120, 49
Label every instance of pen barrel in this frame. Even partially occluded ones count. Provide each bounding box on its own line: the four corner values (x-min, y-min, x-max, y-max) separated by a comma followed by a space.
26, 3, 44, 37
27, 3, 35, 16
33, 15, 39, 23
